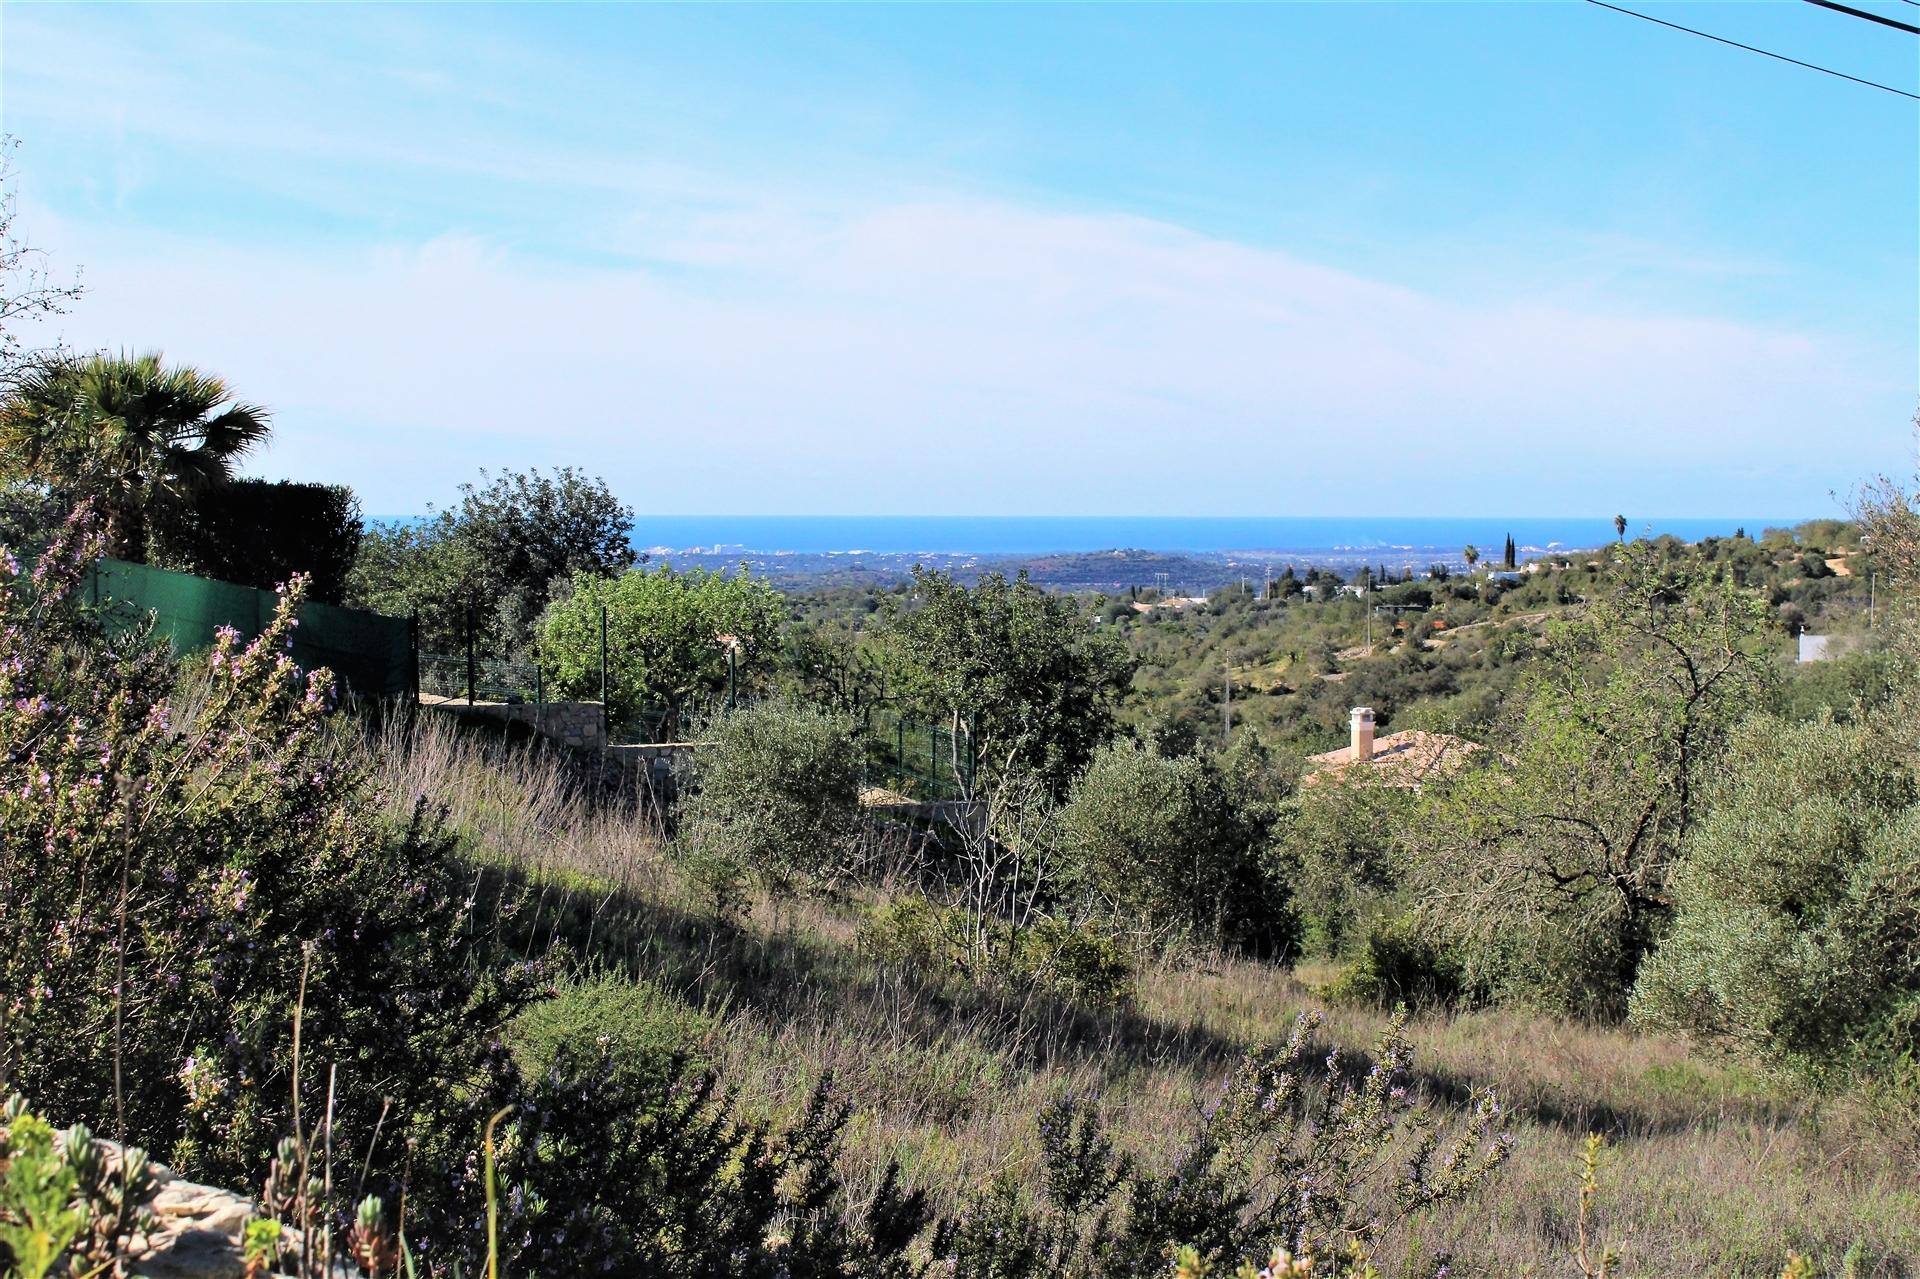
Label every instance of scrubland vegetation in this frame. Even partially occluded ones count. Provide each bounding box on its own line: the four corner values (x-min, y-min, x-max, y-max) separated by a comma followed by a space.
0, 155, 1914, 1278
2, 476, 1913, 1275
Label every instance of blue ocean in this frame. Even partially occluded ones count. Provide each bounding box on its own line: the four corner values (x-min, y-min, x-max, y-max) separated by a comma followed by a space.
616, 515, 1798, 557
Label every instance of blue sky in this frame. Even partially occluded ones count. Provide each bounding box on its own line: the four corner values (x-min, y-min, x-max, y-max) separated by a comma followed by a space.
3, 2, 1914, 516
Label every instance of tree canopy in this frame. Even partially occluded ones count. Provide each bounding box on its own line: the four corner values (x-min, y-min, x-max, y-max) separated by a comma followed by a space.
540, 564, 785, 733
351, 466, 636, 655
1407, 542, 1774, 1015
882, 567, 1136, 795
1631, 712, 1920, 1081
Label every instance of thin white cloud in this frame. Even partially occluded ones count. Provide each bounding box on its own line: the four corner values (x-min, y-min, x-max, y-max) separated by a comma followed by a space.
5, 3, 1906, 516
29, 193, 1896, 515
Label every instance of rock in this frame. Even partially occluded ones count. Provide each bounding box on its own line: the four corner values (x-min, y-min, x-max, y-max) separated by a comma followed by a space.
89, 1140, 254, 1279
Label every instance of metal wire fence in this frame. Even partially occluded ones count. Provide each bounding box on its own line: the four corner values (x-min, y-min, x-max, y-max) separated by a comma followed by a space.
418, 651, 544, 706
420, 613, 973, 801
860, 708, 975, 802
605, 696, 975, 802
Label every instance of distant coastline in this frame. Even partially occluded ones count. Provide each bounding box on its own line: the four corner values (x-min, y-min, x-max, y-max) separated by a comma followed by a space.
367, 514, 1802, 559
360, 513, 1813, 593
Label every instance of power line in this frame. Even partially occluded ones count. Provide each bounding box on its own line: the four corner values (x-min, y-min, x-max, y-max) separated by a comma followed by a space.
1802, 0, 1920, 35
1585, 0, 1920, 98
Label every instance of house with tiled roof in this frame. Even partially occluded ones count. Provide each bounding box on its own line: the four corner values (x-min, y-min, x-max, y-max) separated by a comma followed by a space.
1302, 707, 1488, 789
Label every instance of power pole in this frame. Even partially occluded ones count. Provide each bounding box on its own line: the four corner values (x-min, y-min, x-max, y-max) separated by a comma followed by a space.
1223, 663, 1231, 744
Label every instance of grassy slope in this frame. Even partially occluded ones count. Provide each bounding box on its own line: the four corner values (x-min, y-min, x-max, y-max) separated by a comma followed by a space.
376, 714, 1919, 1278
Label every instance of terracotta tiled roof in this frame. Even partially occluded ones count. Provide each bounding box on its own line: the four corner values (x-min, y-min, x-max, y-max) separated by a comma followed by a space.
1304, 729, 1485, 788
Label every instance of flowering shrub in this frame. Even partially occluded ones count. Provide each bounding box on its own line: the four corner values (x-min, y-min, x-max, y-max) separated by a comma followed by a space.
936, 1012, 1510, 1278
0, 508, 549, 1243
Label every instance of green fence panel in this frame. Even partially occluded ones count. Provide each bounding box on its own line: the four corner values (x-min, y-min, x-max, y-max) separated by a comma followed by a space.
88, 557, 413, 700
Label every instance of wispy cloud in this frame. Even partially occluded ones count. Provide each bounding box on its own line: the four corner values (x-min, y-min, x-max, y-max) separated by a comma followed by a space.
33, 191, 1891, 515
6, 3, 1908, 515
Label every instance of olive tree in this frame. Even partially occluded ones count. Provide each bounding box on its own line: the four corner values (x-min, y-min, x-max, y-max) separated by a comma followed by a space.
1059, 739, 1288, 954
677, 701, 865, 896
1631, 712, 1919, 1083
1407, 543, 1774, 1016
883, 568, 1135, 797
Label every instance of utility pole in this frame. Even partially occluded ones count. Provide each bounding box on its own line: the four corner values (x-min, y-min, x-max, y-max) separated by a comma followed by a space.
1223, 663, 1231, 744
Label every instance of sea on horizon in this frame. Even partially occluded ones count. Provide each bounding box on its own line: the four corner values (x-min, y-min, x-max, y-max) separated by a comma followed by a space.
608, 515, 1801, 557
364, 513, 1808, 558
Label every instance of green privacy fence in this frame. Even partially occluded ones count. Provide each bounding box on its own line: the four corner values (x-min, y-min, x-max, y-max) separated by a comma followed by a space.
87, 557, 415, 700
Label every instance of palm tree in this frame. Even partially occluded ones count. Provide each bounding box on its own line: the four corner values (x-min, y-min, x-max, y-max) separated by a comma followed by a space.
0, 351, 271, 558
1613, 513, 1627, 541
1462, 543, 1480, 572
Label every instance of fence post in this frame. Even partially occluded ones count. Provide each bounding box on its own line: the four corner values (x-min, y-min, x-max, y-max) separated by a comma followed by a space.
599, 604, 609, 746
407, 611, 420, 732
465, 605, 475, 706
965, 715, 976, 794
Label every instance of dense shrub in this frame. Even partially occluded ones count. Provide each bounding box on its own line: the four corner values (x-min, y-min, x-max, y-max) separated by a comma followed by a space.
496, 1052, 930, 1278
0, 511, 548, 1240
146, 478, 362, 604
859, 896, 1135, 1007
507, 969, 712, 1080
1059, 739, 1291, 955
1780, 645, 1897, 723
1323, 911, 1475, 1011
677, 701, 865, 895
1278, 775, 1417, 962
1632, 713, 1920, 1084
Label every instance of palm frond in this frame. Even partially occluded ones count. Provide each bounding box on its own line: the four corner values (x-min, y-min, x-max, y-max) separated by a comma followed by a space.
195, 402, 273, 460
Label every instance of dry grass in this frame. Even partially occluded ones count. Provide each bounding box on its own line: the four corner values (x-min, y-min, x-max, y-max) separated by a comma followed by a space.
378, 710, 1920, 1278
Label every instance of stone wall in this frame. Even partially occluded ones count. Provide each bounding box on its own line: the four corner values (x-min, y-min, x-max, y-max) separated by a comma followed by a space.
421, 697, 606, 750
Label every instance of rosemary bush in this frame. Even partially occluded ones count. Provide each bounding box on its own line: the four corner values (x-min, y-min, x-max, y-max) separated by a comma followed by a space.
0, 509, 547, 1241
935, 1011, 1511, 1278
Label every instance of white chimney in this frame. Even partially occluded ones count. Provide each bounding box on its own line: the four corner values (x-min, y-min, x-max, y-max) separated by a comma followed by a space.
1350, 706, 1376, 762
